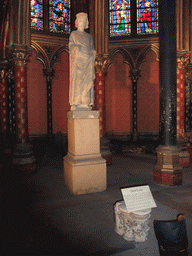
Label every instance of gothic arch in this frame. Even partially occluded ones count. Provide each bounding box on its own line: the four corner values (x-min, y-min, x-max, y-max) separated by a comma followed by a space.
108, 47, 134, 71
31, 41, 69, 69
136, 44, 159, 69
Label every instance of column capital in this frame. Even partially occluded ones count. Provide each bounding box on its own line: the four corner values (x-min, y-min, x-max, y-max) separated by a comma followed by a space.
185, 63, 192, 83
0, 59, 8, 79
43, 68, 55, 83
7, 45, 32, 67
129, 68, 141, 82
95, 55, 110, 74
177, 50, 190, 70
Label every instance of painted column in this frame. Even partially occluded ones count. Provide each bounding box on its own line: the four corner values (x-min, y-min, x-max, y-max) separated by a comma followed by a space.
176, 51, 189, 139
94, 57, 111, 165
43, 68, 54, 136
185, 64, 192, 132
93, 0, 111, 164
129, 69, 141, 142
0, 60, 8, 143
0, 60, 8, 168
7, 45, 36, 172
154, 0, 182, 186
94, 59, 108, 137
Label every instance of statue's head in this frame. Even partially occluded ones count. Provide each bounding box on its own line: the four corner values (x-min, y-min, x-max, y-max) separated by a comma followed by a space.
75, 12, 89, 30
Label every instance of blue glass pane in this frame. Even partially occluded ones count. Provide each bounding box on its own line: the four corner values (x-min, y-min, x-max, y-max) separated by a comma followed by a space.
137, 0, 158, 34
49, 0, 70, 8
109, 0, 131, 36
30, 0, 43, 30
49, 0, 71, 34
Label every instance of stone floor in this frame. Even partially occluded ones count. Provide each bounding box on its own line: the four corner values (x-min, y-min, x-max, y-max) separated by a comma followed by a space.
1, 144, 192, 256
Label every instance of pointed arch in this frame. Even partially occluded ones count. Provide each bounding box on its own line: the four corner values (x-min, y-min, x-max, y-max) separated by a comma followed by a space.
109, 47, 134, 70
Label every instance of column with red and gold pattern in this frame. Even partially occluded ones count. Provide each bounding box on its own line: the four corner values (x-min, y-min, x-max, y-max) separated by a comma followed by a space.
0, 60, 8, 139
0, 60, 8, 168
94, 56, 111, 165
9, 46, 30, 144
8, 45, 36, 172
94, 59, 107, 137
177, 52, 189, 139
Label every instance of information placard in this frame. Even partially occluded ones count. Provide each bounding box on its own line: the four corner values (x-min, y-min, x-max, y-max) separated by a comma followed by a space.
121, 185, 157, 213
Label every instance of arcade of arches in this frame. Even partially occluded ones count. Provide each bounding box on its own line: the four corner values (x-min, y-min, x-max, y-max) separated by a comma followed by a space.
0, 0, 192, 186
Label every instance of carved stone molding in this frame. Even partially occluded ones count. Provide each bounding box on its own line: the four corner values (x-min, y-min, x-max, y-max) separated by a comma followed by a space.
95, 55, 110, 74
7, 45, 32, 67
31, 41, 68, 69
177, 50, 190, 70
0, 59, 8, 78
43, 68, 55, 82
129, 68, 141, 83
185, 63, 192, 83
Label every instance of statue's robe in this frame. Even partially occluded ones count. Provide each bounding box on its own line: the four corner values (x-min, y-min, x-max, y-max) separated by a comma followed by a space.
69, 30, 95, 109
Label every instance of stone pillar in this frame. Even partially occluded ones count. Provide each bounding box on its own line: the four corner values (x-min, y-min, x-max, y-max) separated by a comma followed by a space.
154, 0, 182, 186
0, 60, 8, 168
129, 69, 141, 142
7, 45, 36, 173
94, 57, 112, 165
43, 68, 54, 136
0, 60, 8, 145
93, 0, 111, 164
176, 51, 189, 140
185, 63, 192, 132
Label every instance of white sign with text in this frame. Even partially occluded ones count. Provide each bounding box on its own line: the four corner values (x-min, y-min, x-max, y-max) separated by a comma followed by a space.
121, 185, 157, 213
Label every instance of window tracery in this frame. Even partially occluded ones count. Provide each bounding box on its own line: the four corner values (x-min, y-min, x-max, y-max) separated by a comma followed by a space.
30, 0, 71, 34
109, 0, 158, 37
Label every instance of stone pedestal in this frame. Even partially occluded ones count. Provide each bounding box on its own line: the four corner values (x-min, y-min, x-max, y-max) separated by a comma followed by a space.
179, 150, 190, 168
64, 110, 107, 195
154, 145, 183, 186
114, 201, 151, 242
100, 137, 112, 165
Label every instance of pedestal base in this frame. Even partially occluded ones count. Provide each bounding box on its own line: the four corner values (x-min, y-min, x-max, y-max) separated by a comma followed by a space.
100, 137, 112, 165
64, 110, 107, 195
64, 153, 106, 195
179, 150, 190, 168
154, 145, 183, 186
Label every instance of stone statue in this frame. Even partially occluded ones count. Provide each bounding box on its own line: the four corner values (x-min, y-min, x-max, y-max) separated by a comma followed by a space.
69, 12, 96, 111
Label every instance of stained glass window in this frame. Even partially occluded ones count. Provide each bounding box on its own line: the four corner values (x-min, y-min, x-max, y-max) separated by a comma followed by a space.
49, 0, 71, 34
137, 0, 158, 34
109, 0, 131, 37
30, 0, 43, 30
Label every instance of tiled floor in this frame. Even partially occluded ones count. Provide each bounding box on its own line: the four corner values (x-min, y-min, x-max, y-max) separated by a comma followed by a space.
1, 147, 192, 255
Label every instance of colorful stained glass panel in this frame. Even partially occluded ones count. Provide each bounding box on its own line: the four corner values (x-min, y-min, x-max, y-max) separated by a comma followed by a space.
137, 0, 158, 34
49, 0, 71, 34
30, 0, 43, 30
109, 0, 131, 37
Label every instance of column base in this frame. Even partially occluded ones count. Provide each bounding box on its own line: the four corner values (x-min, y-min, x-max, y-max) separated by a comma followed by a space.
64, 153, 106, 195
12, 143, 36, 173
100, 137, 112, 165
154, 170, 182, 186
179, 150, 190, 168
154, 145, 183, 186
132, 132, 139, 142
